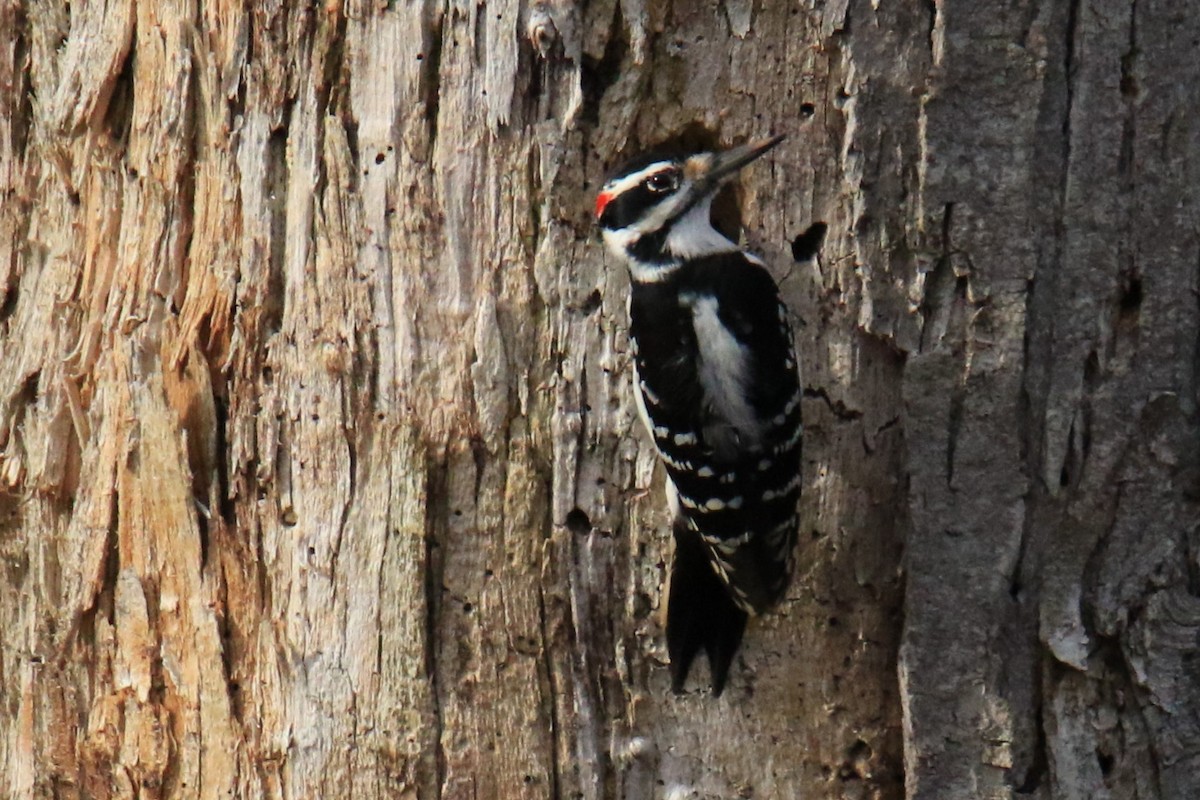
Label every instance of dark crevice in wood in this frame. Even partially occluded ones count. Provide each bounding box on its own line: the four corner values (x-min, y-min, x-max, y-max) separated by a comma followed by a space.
1011, 682, 1049, 794
1192, 247, 1200, 416
423, 460, 447, 800
422, 9, 446, 152
924, 0, 937, 55
1117, 270, 1142, 320
101, 27, 136, 144
319, 2, 349, 116
1059, 418, 1077, 489
1062, 0, 1080, 156
945, 349, 966, 489
17, 368, 39, 405
1120, 0, 1140, 99
217, 594, 240, 721
472, 3, 487, 66
917, 203, 956, 353
263, 104, 292, 337
535, 582, 563, 800
580, 3, 626, 127
803, 386, 863, 421
10, 6, 32, 159
1184, 520, 1200, 598
212, 394, 235, 527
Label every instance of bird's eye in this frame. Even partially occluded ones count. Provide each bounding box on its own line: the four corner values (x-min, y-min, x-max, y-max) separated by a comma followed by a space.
646, 171, 678, 193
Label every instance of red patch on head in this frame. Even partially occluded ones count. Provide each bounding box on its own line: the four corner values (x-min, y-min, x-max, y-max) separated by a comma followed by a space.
595, 190, 613, 219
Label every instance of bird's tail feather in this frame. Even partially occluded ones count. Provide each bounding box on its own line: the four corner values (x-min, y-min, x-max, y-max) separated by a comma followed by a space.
666, 520, 748, 696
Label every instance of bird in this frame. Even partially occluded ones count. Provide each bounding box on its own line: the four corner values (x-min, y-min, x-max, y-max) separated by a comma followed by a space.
595, 136, 802, 695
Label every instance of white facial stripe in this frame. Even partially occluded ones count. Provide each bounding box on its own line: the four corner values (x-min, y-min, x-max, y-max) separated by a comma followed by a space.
602, 161, 677, 198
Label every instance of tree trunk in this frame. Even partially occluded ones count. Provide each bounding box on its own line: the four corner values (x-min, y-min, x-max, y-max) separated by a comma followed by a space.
1, 1, 1196, 799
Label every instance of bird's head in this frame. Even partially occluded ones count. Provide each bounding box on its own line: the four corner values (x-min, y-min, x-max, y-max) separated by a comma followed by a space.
594, 135, 784, 275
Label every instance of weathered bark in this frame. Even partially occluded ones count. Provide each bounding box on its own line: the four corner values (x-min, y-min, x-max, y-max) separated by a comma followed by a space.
0, 1, 1195, 799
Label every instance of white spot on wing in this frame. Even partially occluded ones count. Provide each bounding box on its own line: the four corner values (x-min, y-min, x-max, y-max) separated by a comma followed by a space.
762, 473, 803, 501
639, 380, 662, 407
784, 391, 801, 415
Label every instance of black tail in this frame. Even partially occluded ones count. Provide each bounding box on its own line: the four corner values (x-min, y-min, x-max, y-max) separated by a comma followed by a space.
666, 521, 748, 696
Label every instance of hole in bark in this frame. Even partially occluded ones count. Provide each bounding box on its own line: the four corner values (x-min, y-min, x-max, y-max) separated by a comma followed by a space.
374, 152, 385, 164
102, 43, 136, 144
11, 22, 31, 158
837, 739, 872, 781
1120, 50, 1138, 97
565, 508, 592, 535
791, 222, 827, 262
799, 102, 815, 118
1097, 750, 1114, 776
18, 370, 38, 404
579, 289, 602, 315
632, 592, 652, 619
710, 184, 743, 243
580, 4, 627, 125
1119, 272, 1143, 316
1083, 350, 1100, 385
0, 286, 17, 324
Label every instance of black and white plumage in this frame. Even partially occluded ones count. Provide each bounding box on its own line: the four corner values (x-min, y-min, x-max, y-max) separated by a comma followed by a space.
595, 137, 802, 695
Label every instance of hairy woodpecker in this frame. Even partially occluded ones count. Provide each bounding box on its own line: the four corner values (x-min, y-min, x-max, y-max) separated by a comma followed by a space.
596, 136, 801, 695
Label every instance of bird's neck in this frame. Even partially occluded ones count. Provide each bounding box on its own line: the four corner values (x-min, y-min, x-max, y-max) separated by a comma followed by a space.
662, 201, 739, 260
607, 199, 739, 284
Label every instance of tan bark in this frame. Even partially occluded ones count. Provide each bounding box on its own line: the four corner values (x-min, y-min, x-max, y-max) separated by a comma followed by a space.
2, 1, 1196, 799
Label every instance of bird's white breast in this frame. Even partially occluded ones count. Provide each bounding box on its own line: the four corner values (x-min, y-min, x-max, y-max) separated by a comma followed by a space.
685, 295, 760, 453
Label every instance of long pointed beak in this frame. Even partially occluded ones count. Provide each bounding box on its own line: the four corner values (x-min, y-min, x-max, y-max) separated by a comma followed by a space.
695, 135, 786, 191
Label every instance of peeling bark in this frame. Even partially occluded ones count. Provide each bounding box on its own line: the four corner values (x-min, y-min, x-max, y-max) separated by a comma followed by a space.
1, 1, 1196, 799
